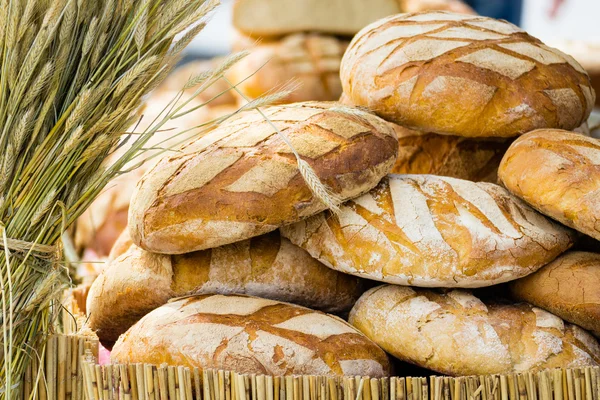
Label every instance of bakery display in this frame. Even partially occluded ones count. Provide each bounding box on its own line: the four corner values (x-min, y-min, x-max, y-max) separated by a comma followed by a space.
509, 252, 600, 337
281, 175, 576, 288
341, 12, 594, 137
498, 129, 600, 241
227, 33, 348, 103
350, 285, 600, 376
129, 102, 398, 254
111, 294, 392, 377
87, 230, 365, 344
390, 124, 511, 182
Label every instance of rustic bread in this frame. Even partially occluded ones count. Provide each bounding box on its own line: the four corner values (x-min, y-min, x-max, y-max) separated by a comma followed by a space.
232, 0, 473, 38
227, 33, 348, 103
498, 129, 600, 241
281, 175, 576, 288
390, 123, 510, 182
350, 285, 600, 376
75, 90, 235, 256
87, 230, 365, 344
111, 294, 392, 377
129, 102, 398, 254
341, 12, 595, 137
509, 252, 600, 337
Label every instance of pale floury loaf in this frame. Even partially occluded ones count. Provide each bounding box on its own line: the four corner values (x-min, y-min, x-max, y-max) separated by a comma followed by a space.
232, 0, 473, 38
499, 129, 600, 241
129, 102, 398, 254
341, 12, 595, 137
349, 285, 600, 376
111, 294, 392, 377
87, 230, 365, 344
227, 34, 348, 103
280, 175, 576, 288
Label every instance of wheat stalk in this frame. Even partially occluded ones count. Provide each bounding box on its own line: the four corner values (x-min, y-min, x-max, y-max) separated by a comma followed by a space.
0, 0, 249, 398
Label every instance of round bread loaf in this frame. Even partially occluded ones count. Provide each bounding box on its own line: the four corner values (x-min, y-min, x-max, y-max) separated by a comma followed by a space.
129, 102, 398, 254
509, 252, 600, 337
349, 285, 600, 376
390, 123, 511, 182
227, 34, 348, 103
281, 175, 576, 288
111, 294, 392, 377
341, 12, 595, 137
87, 230, 365, 344
498, 129, 600, 241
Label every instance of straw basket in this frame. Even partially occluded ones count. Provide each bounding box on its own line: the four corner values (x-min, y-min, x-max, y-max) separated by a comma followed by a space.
78, 361, 600, 400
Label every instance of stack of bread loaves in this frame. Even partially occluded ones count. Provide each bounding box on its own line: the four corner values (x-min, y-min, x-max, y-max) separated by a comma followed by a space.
85, 10, 600, 379
227, 0, 475, 104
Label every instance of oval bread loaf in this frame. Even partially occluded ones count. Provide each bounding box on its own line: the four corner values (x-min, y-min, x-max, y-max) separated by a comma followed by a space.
281, 175, 576, 288
111, 294, 392, 377
87, 230, 365, 344
509, 252, 600, 337
341, 12, 595, 137
350, 285, 600, 376
499, 129, 600, 241
390, 123, 511, 182
129, 102, 398, 254
227, 34, 348, 103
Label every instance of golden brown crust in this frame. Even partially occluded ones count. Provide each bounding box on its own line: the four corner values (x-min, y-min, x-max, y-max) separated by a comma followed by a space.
111, 294, 391, 377
498, 129, 600, 241
87, 230, 365, 344
341, 12, 595, 137
227, 34, 348, 103
129, 102, 399, 254
390, 123, 511, 182
281, 175, 576, 288
349, 285, 600, 376
509, 251, 600, 337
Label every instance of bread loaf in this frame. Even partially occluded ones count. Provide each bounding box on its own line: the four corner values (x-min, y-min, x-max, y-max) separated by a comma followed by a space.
341, 12, 595, 137
129, 102, 398, 254
232, 0, 473, 39
509, 252, 600, 337
390, 123, 510, 182
111, 294, 392, 377
87, 230, 365, 344
75, 91, 216, 256
281, 175, 576, 288
349, 285, 600, 376
227, 34, 348, 103
498, 129, 600, 241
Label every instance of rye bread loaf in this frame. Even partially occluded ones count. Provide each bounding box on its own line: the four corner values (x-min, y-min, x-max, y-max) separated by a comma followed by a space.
498, 129, 600, 241
341, 12, 595, 137
232, 0, 473, 39
111, 294, 392, 377
87, 230, 365, 344
227, 34, 348, 103
350, 285, 600, 376
281, 175, 576, 288
509, 252, 600, 337
129, 102, 398, 254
